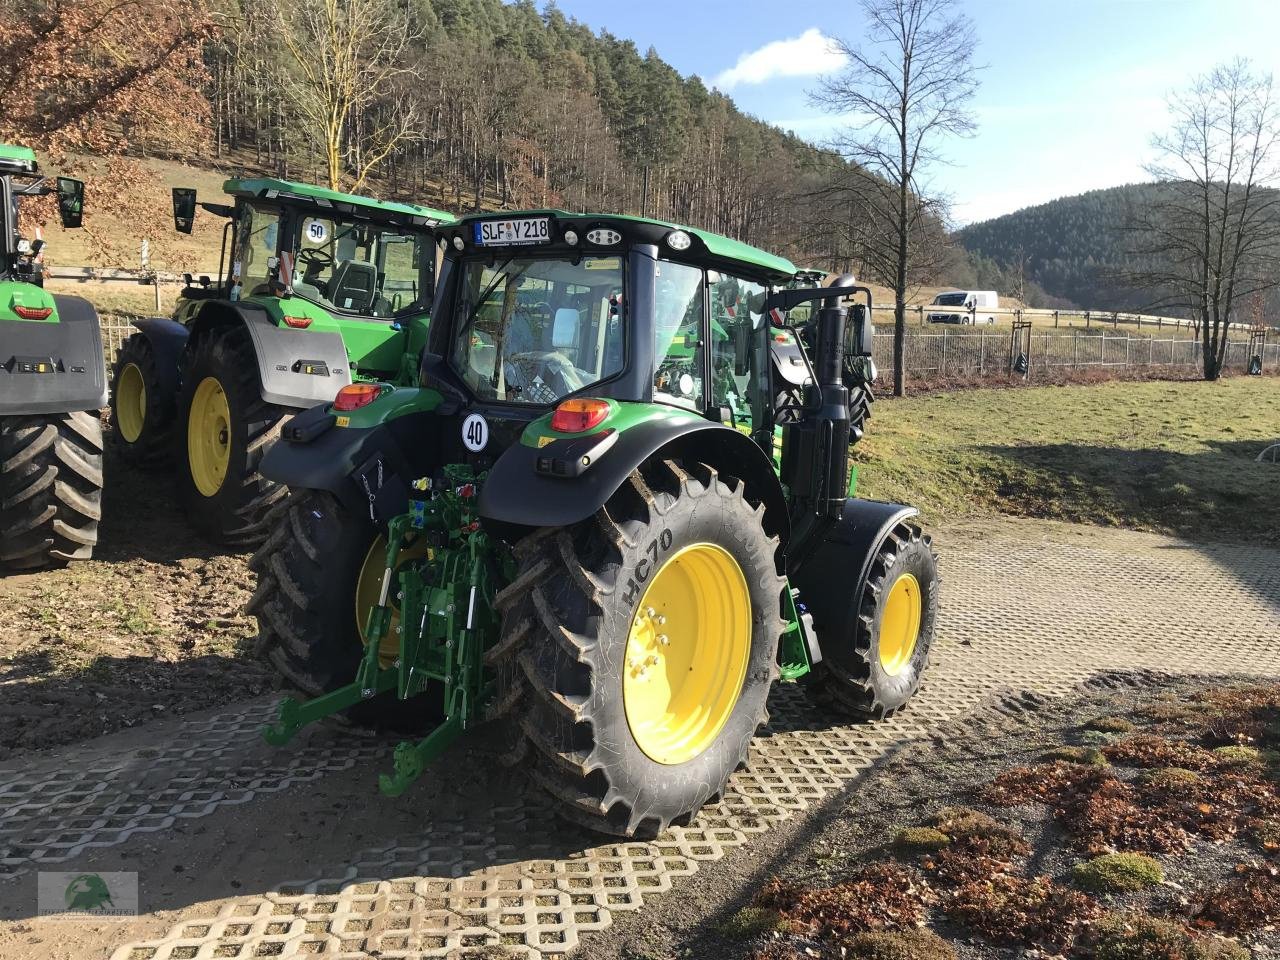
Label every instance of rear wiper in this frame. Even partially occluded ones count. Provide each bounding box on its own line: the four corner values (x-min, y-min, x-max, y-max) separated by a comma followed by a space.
457, 256, 516, 340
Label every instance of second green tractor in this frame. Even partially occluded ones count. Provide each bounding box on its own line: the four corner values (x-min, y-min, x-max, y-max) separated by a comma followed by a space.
110, 180, 453, 545
250, 210, 940, 836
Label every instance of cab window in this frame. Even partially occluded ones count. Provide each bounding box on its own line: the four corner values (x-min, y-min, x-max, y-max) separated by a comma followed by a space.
232, 203, 282, 300
653, 260, 704, 410
291, 215, 433, 318
710, 272, 768, 427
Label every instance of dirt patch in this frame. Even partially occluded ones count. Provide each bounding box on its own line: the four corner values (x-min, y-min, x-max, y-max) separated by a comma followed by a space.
583, 675, 1278, 960
0, 440, 270, 759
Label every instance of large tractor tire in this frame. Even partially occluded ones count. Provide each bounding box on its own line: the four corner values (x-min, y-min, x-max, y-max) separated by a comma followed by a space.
802, 521, 939, 719
249, 490, 434, 729
175, 325, 287, 547
0, 411, 103, 569
110, 333, 174, 467
491, 459, 785, 838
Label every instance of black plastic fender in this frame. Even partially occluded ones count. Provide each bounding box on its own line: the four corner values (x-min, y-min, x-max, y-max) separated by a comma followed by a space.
188, 301, 353, 410
787, 497, 919, 653
477, 418, 790, 543
129, 316, 189, 403
260, 405, 441, 524
0, 295, 107, 415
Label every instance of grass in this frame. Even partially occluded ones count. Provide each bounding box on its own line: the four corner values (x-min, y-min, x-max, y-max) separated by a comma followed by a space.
855, 377, 1280, 543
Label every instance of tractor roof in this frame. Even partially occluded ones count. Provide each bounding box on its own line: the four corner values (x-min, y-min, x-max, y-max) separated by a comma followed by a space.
224, 177, 455, 226
456, 209, 797, 283
0, 144, 38, 174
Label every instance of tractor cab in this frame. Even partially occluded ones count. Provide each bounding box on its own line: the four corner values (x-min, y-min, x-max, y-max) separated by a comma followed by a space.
419, 211, 803, 459
0, 144, 85, 289
172, 179, 453, 378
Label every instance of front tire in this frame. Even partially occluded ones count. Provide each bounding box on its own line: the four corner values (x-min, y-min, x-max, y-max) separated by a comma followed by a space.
491, 459, 785, 837
802, 522, 939, 718
175, 325, 287, 546
0, 411, 103, 569
110, 333, 173, 467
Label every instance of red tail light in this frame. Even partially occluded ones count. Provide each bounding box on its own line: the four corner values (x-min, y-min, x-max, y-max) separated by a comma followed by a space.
333, 383, 382, 411
283, 315, 312, 329
550, 397, 610, 433
14, 305, 53, 320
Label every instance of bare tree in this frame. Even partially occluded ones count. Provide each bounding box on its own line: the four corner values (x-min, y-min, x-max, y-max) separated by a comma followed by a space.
275, 0, 421, 191
813, 0, 978, 396
1126, 59, 1280, 380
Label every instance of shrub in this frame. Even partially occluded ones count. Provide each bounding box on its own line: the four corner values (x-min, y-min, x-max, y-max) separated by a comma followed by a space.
1213, 745, 1261, 767
892, 827, 950, 856
1091, 912, 1248, 960
1137, 767, 1201, 790
846, 929, 956, 960
1089, 716, 1136, 734
1194, 863, 1280, 933
717, 906, 790, 939
928, 807, 1027, 856
1045, 746, 1109, 767
1072, 853, 1164, 893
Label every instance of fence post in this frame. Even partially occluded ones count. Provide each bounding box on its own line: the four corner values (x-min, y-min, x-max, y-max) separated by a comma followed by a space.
1053, 310, 1059, 328
979, 329, 985, 375
1073, 330, 1079, 367
1126, 334, 1131, 367
941, 327, 948, 376
1085, 310, 1091, 329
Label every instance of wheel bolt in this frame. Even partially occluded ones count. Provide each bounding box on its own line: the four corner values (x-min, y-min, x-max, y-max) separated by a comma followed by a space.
657, 634, 669, 645
656, 615, 666, 625
645, 607, 656, 617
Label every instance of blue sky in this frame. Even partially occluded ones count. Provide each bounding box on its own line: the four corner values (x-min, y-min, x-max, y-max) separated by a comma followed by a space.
549, 0, 1280, 225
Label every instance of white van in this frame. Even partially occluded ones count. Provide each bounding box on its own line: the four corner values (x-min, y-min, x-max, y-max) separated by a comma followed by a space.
927, 290, 998, 325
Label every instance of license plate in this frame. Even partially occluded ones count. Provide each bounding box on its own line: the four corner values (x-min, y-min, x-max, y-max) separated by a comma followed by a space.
474, 217, 550, 246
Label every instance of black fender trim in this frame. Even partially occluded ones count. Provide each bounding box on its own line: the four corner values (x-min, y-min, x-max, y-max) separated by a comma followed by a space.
477, 418, 790, 543
189, 301, 353, 409
0, 295, 107, 415
129, 316, 189, 403
787, 497, 918, 658
260, 407, 445, 525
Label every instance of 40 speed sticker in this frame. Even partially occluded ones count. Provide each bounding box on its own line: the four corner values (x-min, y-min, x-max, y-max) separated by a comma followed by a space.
461, 413, 489, 452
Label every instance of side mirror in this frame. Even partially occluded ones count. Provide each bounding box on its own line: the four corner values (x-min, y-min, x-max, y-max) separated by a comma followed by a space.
31, 238, 45, 256
56, 177, 84, 229
172, 187, 197, 234
552, 308, 579, 350
849, 304, 874, 356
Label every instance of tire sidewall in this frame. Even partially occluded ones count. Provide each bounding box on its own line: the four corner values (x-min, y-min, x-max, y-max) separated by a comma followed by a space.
175, 331, 259, 527
110, 334, 171, 459
865, 540, 938, 711
572, 475, 781, 819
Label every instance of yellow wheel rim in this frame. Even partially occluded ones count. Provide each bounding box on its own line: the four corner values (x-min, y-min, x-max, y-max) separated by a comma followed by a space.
879, 573, 922, 676
355, 535, 431, 668
116, 362, 146, 443
623, 542, 752, 766
187, 376, 231, 497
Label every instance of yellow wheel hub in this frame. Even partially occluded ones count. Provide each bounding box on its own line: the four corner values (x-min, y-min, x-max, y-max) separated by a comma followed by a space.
879, 573, 922, 676
187, 376, 231, 497
355, 535, 431, 667
116, 363, 146, 443
623, 542, 751, 766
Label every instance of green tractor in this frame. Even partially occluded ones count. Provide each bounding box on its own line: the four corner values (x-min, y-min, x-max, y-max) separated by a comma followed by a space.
250, 210, 939, 836
109, 179, 453, 545
0, 145, 103, 570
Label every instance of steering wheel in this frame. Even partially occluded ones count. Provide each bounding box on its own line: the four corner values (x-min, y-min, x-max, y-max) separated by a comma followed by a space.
297, 247, 333, 270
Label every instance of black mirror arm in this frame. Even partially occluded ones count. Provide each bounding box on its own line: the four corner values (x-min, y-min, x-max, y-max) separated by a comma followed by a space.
764, 284, 873, 315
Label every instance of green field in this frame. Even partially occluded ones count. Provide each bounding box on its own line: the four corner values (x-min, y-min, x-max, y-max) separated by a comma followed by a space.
856, 377, 1279, 542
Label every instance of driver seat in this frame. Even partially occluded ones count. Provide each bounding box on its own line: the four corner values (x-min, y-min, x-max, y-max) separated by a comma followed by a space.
329, 260, 378, 313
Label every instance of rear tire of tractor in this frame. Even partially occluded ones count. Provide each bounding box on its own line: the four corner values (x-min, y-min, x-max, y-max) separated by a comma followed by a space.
0, 411, 103, 569
249, 490, 436, 731
110, 333, 174, 468
175, 325, 287, 547
491, 459, 785, 838
802, 522, 939, 719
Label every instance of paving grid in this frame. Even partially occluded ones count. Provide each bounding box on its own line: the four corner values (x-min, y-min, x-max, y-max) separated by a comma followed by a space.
2, 519, 1278, 958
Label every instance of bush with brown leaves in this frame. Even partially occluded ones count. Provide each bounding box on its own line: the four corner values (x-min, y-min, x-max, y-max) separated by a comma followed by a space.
1193, 862, 1280, 934
944, 873, 1101, 950
756, 864, 929, 943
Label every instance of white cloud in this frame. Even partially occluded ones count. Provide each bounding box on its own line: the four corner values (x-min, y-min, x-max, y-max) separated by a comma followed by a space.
714, 28, 847, 90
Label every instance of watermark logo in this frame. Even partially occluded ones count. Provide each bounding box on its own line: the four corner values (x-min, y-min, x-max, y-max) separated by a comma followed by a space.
37, 872, 138, 920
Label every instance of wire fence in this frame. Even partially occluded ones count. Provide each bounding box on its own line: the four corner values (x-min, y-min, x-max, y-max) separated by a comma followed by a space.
870, 326, 1280, 380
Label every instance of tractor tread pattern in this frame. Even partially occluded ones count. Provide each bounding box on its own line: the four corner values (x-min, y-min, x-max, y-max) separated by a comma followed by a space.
803, 522, 937, 719
110, 333, 174, 467
0, 411, 104, 569
490, 459, 784, 838
178, 326, 288, 546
